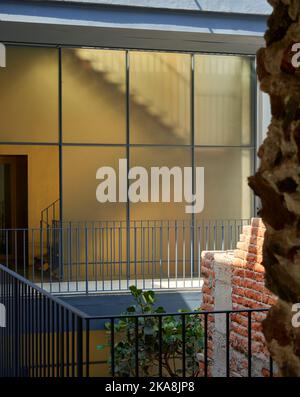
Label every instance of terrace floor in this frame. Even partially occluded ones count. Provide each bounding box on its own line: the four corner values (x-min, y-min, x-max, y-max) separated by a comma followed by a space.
61, 290, 203, 323
37, 277, 204, 294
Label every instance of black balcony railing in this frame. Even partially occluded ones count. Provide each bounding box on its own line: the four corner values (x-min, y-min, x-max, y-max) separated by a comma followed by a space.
0, 264, 273, 378
0, 218, 250, 294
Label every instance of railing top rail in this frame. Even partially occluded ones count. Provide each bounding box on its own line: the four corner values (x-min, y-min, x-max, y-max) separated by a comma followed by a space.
0, 218, 251, 231
41, 198, 60, 214
84, 307, 269, 321
0, 264, 268, 322
0, 264, 89, 320
56, 218, 251, 223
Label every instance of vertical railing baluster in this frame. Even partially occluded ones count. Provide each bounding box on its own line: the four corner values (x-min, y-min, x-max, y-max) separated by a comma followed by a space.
110, 226, 113, 291
167, 221, 170, 289
72, 313, 75, 377
142, 224, 145, 290
175, 220, 178, 289
190, 221, 193, 287
47, 297, 51, 377
182, 314, 186, 377
248, 311, 252, 377
198, 225, 201, 287
14, 230, 18, 273
23, 230, 26, 279
92, 223, 95, 289
111, 317, 115, 377
35, 290, 39, 377
226, 312, 230, 377
60, 307, 65, 377
43, 295, 46, 377
183, 222, 186, 288
135, 316, 139, 377
160, 222, 163, 289
204, 313, 208, 377
134, 221, 137, 288
154, 314, 160, 377
32, 230, 35, 284
221, 221, 225, 251
77, 317, 83, 378
67, 224, 71, 293
86, 319, 90, 377
14, 278, 19, 377
119, 225, 122, 291
56, 303, 60, 377
51, 301, 55, 377
85, 227, 88, 294
41, 228, 44, 289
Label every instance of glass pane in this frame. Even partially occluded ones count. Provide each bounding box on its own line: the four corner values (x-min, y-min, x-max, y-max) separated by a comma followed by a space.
62, 49, 126, 144
129, 147, 192, 220
130, 52, 191, 145
129, 147, 193, 281
195, 147, 254, 220
0, 46, 58, 142
63, 147, 126, 221
195, 55, 252, 146
63, 147, 127, 286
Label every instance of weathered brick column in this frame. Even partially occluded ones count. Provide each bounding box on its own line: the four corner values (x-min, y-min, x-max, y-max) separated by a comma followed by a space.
201, 218, 277, 377
248, 0, 300, 376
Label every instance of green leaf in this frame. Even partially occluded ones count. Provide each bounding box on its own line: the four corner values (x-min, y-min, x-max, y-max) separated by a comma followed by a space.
129, 285, 142, 298
104, 321, 111, 330
142, 290, 155, 305
126, 305, 136, 313
99, 287, 205, 377
155, 306, 166, 314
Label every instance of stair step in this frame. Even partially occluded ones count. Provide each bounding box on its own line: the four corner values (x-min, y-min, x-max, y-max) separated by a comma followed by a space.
76, 52, 187, 141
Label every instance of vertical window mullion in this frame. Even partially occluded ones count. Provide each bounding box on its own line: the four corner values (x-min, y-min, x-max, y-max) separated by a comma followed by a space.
58, 47, 63, 223
191, 53, 195, 277
126, 50, 131, 283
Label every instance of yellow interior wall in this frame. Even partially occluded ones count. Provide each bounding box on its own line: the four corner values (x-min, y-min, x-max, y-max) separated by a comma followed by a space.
0, 46, 58, 142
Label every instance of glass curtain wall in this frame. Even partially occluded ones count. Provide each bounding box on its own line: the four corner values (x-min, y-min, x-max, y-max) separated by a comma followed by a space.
62, 49, 254, 222
0, 45, 255, 281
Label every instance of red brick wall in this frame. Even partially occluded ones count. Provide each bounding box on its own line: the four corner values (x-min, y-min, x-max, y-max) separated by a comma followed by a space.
201, 218, 277, 377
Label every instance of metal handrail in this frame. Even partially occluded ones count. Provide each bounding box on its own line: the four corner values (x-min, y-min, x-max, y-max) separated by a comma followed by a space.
0, 263, 88, 319
0, 218, 250, 294
40, 198, 60, 227
0, 263, 269, 322
0, 264, 272, 378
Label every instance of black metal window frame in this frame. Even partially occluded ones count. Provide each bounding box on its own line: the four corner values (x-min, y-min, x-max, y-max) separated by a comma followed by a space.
0, 42, 258, 226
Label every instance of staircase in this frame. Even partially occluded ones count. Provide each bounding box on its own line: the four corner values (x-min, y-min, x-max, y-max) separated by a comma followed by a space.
36, 199, 61, 279
75, 49, 190, 141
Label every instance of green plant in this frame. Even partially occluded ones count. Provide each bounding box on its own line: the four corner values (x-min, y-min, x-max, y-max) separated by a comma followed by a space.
97, 286, 204, 377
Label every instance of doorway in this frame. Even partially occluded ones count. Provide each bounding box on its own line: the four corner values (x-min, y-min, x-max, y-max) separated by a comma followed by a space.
0, 155, 28, 265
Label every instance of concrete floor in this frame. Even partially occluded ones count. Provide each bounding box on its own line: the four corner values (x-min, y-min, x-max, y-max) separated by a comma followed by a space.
38, 277, 203, 294
61, 288, 203, 329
